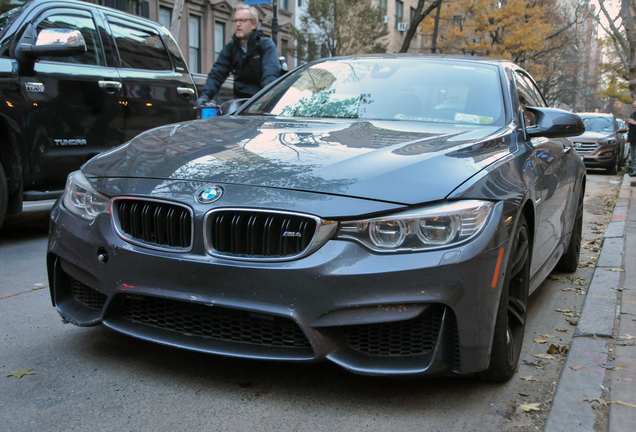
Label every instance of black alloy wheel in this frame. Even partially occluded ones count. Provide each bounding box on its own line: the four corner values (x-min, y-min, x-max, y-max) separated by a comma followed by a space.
479, 214, 531, 382
556, 187, 584, 272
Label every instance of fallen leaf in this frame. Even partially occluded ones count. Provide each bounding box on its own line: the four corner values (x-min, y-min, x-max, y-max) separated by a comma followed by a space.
533, 354, 555, 360
618, 342, 636, 347
556, 328, 568, 332
547, 344, 569, 355
609, 400, 636, 408
618, 334, 636, 340
567, 276, 587, 286
566, 319, 578, 326
520, 375, 538, 381
518, 402, 542, 412
611, 287, 628, 291
540, 334, 557, 339
254, 388, 269, 397
519, 392, 530, 397
614, 366, 628, 371
549, 275, 567, 282
583, 398, 608, 406
607, 268, 624, 272
6, 368, 35, 379
523, 359, 548, 369
534, 339, 548, 344
570, 365, 583, 371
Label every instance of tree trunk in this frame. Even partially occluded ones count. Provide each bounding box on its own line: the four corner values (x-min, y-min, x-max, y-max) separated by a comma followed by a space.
399, 0, 443, 53
431, 1, 442, 53
171, 0, 185, 40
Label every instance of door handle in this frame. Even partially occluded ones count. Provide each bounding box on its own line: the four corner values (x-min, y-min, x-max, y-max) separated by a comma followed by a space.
177, 87, 195, 96
98, 81, 122, 92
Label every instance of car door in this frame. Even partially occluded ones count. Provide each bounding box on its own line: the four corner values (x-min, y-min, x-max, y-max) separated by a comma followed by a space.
104, 14, 197, 142
20, 7, 125, 189
515, 71, 575, 275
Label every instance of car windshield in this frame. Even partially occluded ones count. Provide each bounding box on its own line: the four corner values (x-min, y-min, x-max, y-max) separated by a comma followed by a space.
0, 1, 28, 35
243, 58, 506, 126
582, 117, 613, 133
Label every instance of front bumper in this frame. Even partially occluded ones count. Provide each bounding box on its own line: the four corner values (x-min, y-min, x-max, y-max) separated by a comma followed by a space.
47, 196, 513, 377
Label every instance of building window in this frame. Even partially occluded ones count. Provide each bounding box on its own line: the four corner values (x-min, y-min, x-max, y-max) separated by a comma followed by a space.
189, 15, 201, 73
281, 0, 289, 11
158, 6, 171, 31
281, 39, 289, 63
395, 1, 403, 29
377, 0, 387, 15
410, 7, 416, 24
298, 0, 302, 7
214, 22, 225, 59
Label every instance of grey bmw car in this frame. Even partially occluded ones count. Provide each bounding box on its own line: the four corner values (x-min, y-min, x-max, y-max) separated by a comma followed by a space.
47, 55, 585, 382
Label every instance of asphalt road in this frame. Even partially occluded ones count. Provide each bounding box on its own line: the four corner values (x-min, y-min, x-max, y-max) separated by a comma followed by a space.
0, 173, 621, 432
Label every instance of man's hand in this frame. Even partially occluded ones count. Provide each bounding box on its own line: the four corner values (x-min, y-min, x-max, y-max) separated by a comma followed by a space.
195, 95, 209, 109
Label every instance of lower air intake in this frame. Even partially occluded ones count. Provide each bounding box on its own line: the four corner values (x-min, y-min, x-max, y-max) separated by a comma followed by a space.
343, 304, 445, 356
119, 295, 311, 349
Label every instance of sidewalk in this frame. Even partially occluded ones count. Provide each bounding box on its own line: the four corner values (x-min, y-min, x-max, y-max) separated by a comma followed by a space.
545, 174, 636, 431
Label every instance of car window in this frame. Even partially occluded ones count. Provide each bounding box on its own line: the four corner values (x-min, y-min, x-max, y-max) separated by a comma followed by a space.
36, 11, 103, 66
107, 16, 173, 71
162, 30, 187, 71
582, 117, 613, 132
514, 71, 541, 127
244, 59, 506, 126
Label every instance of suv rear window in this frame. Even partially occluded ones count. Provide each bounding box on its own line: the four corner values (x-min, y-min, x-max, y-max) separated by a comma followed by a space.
107, 16, 172, 71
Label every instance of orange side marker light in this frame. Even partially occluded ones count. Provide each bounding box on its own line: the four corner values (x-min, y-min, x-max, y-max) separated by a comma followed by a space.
491, 247, 505, 288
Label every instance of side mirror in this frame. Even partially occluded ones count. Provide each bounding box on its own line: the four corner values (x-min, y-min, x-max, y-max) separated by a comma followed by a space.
15, 27, 87, 62
618, 127, 628, 134
218, 98, 249, 116
525, 107, 585, 138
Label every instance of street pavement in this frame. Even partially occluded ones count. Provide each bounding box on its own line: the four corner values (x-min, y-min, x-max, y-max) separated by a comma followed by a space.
545, 173, 636, 431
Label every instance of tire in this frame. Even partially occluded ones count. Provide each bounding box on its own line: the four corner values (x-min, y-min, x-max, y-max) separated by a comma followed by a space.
606, 154, 619, 175
0, 163, 7, 231
478, 214, 530, 382
555, 189, 584, 272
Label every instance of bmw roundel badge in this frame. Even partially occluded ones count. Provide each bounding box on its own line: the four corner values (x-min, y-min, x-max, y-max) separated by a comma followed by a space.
196, 186, 224, 204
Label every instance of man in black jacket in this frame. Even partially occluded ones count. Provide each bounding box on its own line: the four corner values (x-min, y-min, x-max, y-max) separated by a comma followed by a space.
197, 5, 281, 105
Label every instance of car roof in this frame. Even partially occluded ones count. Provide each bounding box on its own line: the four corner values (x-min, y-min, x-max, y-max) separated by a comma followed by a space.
308, 53, 518, 68
577, 112, 614, 118
28, 0, 162, 29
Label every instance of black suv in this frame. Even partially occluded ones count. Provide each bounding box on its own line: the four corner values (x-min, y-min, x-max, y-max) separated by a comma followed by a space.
0, 0, 200, 229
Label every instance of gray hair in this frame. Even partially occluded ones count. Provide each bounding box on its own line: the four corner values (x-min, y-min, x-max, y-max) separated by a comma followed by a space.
235, 5, 259, 25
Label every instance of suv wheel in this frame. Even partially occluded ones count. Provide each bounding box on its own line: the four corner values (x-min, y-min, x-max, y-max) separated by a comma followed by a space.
606, 154, 619, 175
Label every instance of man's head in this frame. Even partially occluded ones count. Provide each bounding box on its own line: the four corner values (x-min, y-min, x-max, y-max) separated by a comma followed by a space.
234, 6, 258, 42
632, 100, 636, 110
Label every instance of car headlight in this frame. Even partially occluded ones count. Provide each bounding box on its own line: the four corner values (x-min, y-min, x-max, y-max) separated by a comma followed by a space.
599, 139, 616, 146
336, 200, 493, 252
62, 171, 110, 220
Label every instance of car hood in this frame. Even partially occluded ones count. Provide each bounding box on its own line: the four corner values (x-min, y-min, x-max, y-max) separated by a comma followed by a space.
84, 117, 513, 204
575, 131, 614, 141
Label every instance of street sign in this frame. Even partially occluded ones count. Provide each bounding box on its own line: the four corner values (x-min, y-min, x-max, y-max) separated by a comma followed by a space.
244, 0, 271, 4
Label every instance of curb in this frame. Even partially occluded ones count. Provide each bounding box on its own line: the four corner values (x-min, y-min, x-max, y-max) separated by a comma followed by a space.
544, 175, 628, 432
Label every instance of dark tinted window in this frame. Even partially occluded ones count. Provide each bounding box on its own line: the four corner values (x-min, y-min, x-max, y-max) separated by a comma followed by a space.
107, 16, 172, 70
36, 12, 103, 66
162, 29, 187, 71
